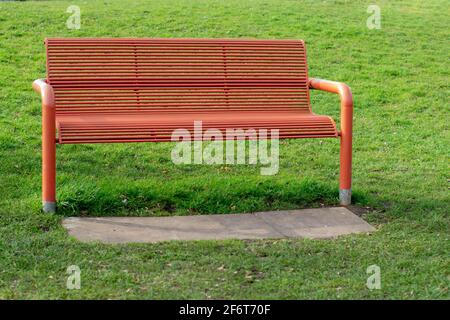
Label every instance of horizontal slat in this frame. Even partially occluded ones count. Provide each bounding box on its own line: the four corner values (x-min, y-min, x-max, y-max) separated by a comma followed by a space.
49, 63, 306, 68
47, 38, 303, 44
55, 86, 303, 95
55, 108, 309, 115
49, 71, 305, 76
50, 81, 307, 87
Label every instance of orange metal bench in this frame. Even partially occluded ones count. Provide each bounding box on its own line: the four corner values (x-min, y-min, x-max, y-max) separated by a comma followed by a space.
33, 38, 353, 213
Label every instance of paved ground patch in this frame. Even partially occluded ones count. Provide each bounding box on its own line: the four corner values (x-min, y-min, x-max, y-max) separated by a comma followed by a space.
63, 207, 375, 243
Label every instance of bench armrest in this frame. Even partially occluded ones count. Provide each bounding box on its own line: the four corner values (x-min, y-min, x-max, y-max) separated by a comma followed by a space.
308, 77, 353, 138
32, 79, 55, 108
308, 78, 353, 110
33, 79, 56, 147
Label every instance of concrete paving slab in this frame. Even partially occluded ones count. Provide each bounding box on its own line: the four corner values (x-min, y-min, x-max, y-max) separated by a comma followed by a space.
62, 207, 375, 244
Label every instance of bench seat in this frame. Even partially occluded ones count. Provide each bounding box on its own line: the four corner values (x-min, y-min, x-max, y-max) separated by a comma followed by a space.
56, 111, 337, 144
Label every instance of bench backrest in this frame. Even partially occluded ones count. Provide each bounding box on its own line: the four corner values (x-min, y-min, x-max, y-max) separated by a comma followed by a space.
46, 38, 311, 115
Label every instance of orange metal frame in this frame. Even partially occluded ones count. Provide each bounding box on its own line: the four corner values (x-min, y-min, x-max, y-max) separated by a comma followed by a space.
33, 38, 353, 212
309, 78, 353, 203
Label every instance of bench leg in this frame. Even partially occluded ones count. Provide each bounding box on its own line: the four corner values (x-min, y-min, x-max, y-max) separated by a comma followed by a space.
42, 109, 56, 213
339, 105, 353, 206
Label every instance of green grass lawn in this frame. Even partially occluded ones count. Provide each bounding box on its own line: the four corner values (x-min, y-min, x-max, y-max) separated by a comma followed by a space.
0, 0, 448, 299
